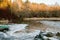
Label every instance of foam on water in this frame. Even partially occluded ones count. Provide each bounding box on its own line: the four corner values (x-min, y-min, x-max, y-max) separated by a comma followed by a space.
7, 24, 28, 36
0, 21, 60, 40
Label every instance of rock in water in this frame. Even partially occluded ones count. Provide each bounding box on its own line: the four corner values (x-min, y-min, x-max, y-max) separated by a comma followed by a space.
45, 32, 54, 37
56, 32, 60, 37
34, 32, 44, 40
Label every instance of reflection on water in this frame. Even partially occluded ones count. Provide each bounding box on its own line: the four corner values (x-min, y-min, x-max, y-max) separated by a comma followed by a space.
40, 21, 60, 32
0, 21, 60, 40
40, 21, 60, 27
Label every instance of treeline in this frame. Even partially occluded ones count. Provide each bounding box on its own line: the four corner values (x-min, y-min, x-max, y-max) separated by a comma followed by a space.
1, 7, 60, 23
18, 10, 60, 18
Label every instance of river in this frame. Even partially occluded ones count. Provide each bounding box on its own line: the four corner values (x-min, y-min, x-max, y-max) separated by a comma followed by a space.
0, 21, 60, 40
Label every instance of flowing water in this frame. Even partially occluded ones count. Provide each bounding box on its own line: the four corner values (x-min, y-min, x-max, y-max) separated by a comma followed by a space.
0, 21, 60, 40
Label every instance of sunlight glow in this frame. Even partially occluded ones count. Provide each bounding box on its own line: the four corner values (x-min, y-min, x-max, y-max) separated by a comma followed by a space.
22, 0, 60, 5
11, 0, 16, 3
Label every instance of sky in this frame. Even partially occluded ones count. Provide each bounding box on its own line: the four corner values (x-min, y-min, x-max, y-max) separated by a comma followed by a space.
22, 0, 60, 5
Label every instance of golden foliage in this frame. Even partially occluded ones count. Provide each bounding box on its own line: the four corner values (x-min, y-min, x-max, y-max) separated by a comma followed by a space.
0, 0, 60, 12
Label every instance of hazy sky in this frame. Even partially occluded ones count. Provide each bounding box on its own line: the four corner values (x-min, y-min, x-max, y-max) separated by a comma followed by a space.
22, 0, 60, 5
